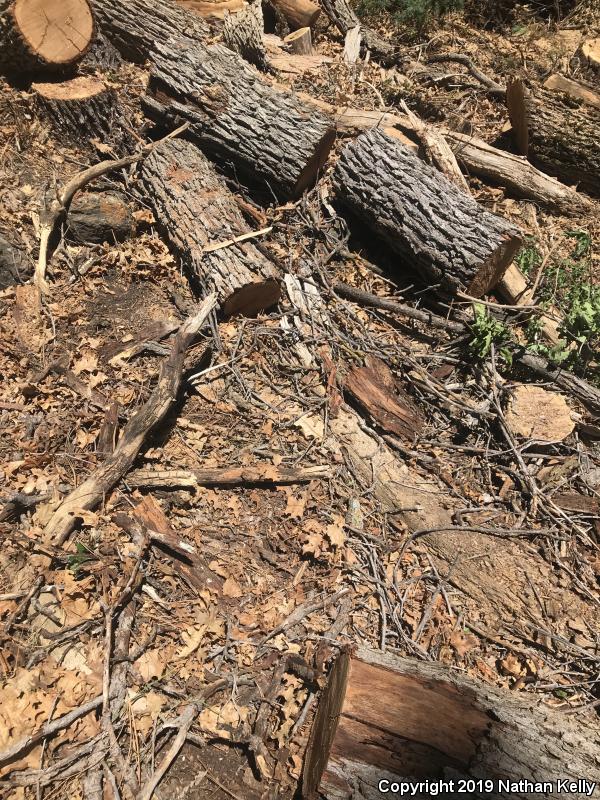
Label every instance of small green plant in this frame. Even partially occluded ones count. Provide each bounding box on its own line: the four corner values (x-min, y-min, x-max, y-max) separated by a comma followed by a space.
356, 0, 464, 32
515, 237, 541, 277
67, 541, 95, 574
469, 303, 514, 366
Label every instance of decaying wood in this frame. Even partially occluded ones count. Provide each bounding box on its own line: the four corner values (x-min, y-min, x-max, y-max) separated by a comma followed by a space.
270, 0, 320, 29
42, 294, 217, 546
34, 120, 188, 293
320, 0, 395, 64
343, 356, 424, 442
507, 78, 600, 195
66, 191, 133, 244
504, 385, 575, 443
223, 0, 269, 71
332, 129, 523, 297
0, 232, 28, 288
284, 26, 313, 55
0, 0, 94, 75
139, 138, 281, 316
92, 0, 336, 199
304, 647, 600, 800
32, 76, 117, 143
543, 73, 600, 111
126, 463, 331, 488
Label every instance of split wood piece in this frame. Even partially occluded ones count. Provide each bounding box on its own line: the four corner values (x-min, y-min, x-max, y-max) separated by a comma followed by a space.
343, 356, 424, 442
0, 0, 94, 76
138, 138, 281, 317
543, 73, 600, 111
284, 26, 312, 55
507, 78, 600, 196
496, 263, 561, 346
270, 0, 320, 29
223, 0, 269, 71
34, 121, 189, 293
294, 94, 591, 213
41, 293, 217, 546
126, 463, 331, 488
92, 0, 335, 199
320, 0, 395, 65
332, 129, 523, 298
303, 647, 600, 800
343, 26, 361, 66
175, 0, 245, 18
66, 191, 134, 244
32, 76, 117, 142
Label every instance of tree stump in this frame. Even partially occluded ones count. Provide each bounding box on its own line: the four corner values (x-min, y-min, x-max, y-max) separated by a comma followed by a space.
332, 129, 523, 298
0, 0, 94, 76
32, 76, 117, 143
139, 138, 281, 317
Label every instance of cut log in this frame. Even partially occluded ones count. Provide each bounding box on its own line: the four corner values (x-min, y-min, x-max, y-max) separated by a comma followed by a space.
332, 129, 523, 298
320, 0, 394, 64
32, 77, 117, 142
579, 37, 600, 70
343, 356, 424, 442
66, 191, 134, 244
223, 0, 269, 71
138, 138, 281, 317
284, 26, 312, 54
0, 0, 94, 75
507, 78, 600, 196
91, 0, 335, 198
303, 647, 600, 800
270, 0, 320, 29
543, 73, 600, 111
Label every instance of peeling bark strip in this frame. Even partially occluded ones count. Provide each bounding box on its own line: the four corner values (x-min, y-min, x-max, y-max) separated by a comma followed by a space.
332, 129, 523, 297
507, 79, 600, 196
0, 0, 94, 75
139, 139, 281, 316
91, 0, 336, 198
304, 647, 600, 800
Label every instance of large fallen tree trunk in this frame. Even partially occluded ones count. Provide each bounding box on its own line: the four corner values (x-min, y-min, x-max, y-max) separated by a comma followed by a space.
507, 79, 600, 196
0, 0, 95, 75
139, 138, 281, 316
91, 0, 335, 198
332, 129, 523, 297
303, 647, 600, 800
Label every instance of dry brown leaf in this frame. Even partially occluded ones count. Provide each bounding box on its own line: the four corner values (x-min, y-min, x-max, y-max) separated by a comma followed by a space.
222, 576, 243, 598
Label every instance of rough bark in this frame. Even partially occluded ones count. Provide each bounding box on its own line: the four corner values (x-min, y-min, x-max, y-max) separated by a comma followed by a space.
270, 0, 320, 29
284, 26, 312, 54
138, 138, 281, 317
0, 233, 29, 288
223, 0, 269, 70
332, 129, 523, 298
32, 77, 118, 143
91, 0, 335, 198
0, 0, 94, 75
66, 191, 134, 244
304, 647, 600, 800
507, 79, 600, 196
320, 0, 395, 64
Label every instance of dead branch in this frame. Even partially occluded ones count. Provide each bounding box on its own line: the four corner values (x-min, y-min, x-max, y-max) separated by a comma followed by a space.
426, 52, 506, 97
137, 705, 196, 800
42, 293, 217, 546
35, 121, 189, 293
125, 463, 331, 488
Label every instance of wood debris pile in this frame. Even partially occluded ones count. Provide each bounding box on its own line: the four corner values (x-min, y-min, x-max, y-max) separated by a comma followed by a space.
0, 0, 599, 797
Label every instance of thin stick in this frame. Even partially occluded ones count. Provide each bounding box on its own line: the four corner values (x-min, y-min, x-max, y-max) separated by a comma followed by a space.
136, 705, 196, 800
202, 226, 272, 254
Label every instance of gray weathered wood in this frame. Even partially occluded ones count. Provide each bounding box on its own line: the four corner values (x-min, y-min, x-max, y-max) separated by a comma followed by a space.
332, 129, 523, 297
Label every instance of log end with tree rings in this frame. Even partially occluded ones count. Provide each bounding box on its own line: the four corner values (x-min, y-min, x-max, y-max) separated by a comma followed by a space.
221, 278, 282, 318
332, 129, 523, 298
0, 0, 95, 75
284, 26, 313, 55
